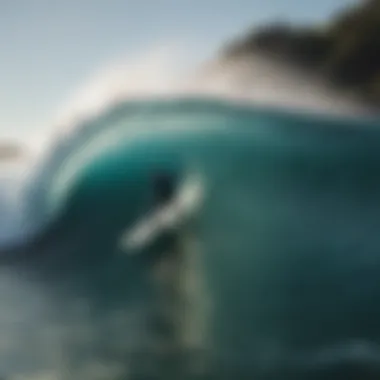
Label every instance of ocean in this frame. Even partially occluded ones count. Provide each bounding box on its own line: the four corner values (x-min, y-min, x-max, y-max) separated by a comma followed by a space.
0, 97, 379, 379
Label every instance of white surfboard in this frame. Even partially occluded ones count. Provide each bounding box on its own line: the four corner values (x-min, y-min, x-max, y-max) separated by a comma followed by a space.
119, 175, 204, 252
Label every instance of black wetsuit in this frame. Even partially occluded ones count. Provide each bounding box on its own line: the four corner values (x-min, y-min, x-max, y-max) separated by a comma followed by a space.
146, 173, 181, 341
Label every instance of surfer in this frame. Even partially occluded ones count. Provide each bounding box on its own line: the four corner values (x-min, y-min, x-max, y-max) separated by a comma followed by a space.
120, 171, 206, 374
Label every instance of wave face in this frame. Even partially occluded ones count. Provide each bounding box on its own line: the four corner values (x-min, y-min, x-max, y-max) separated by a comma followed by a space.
0, 97, 380, 379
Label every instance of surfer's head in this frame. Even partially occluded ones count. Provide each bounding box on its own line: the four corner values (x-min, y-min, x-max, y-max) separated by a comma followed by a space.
152, 171, 175, 204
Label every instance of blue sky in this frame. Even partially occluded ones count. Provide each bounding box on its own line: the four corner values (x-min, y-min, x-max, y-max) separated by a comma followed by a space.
0, 0, 356, 139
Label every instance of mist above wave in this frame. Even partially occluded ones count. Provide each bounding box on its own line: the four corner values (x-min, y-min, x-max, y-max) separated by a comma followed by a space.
53, 43, 373, 140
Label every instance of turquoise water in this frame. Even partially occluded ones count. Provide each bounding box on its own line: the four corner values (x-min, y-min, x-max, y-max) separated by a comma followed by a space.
0, 98, 380, 379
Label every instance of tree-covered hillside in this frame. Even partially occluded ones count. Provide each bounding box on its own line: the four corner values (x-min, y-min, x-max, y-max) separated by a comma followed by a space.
223, 0, 380, 105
